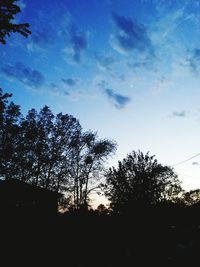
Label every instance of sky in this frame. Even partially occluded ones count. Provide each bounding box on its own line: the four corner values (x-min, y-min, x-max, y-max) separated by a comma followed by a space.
1, 0, 200, 205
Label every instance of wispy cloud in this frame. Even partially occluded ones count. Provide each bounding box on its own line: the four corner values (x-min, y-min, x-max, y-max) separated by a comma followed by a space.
128, 61, 147, 69
31, 27, 53, 47
1, 62, 44, 88
192, 161, 199, 166
187, 48, 200, 74
26, 11, 70, 52
97, 79, 107, 89
26, 14, 60, 51
49, 83, 60, 95
64, 24, 88, 63
104, 88, 131, 109
96, 54, 116, 71
49, 83, 70, 97
62, 78, 77, 86
110, 13, 153, 56
150, 76, 173, 96
172, 111, 187, 118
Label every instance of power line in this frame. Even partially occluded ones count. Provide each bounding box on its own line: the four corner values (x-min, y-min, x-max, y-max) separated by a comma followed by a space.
172, 153, 200, 167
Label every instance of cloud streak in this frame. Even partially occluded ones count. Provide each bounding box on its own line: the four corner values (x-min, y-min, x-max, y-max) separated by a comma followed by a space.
1, 62, 44, 88
49, 83, 70, 97
172, 111, 187, 118
31, 28, 53, 47
96, 55, 116, 70
62, 78, 77, 86
65, 24, 88, 63
49, 83, 60, 94
187, 48, 200, 74
111, 13, 153, 56
104, 88, 131, 109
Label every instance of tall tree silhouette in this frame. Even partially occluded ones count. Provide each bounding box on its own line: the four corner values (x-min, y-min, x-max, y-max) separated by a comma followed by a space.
0, 89, 116, 209
0, 0, 31, 44
12, 105, 82, 194
69, 131, 116, 209
0, 89, 21, 179
104, 150, 182, 213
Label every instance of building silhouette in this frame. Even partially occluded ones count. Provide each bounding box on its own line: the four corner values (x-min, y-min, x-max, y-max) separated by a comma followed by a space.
0, 179, 60, 216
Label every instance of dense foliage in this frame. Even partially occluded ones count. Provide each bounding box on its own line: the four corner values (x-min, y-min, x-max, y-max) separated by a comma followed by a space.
0, 0, 31, 44
104, 150, 182, 212
0, 89, 116, 208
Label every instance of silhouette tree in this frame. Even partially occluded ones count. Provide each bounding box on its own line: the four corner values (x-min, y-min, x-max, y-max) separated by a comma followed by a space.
104, 150, 182, 213
183, 189, 200, 206
0, 0, 31, 44
0, 89, 116, 209
0, 89, 21, 179
96, 204, 109, 215
12, 105, 81, 194
68, 131, 116, 209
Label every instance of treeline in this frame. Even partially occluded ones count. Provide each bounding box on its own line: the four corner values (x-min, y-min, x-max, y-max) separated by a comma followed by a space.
1, 1, 200, 213
1, 88, 200, 212
0, 89, 116, 208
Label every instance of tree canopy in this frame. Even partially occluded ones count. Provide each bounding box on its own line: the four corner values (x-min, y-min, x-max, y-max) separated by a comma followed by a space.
104, 150, 182, 213
0, 89, 116, 208
0, 0, 31, 44
183, 189, 200, 206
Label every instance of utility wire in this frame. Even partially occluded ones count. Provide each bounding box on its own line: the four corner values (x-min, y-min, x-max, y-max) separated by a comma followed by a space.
172, 153, 200, 167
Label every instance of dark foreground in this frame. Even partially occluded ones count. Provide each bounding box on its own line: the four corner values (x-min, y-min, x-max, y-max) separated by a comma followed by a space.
1, 207, 200, 267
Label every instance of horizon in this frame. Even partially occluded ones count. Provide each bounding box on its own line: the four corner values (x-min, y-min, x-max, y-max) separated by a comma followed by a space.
1, 0, 200, 207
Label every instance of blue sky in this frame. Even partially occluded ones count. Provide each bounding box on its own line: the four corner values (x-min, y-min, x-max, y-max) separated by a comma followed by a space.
1, 0, 200, 204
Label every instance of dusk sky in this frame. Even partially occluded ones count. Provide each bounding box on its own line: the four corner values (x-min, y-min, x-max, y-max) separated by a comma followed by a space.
1, 0, 200, 204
